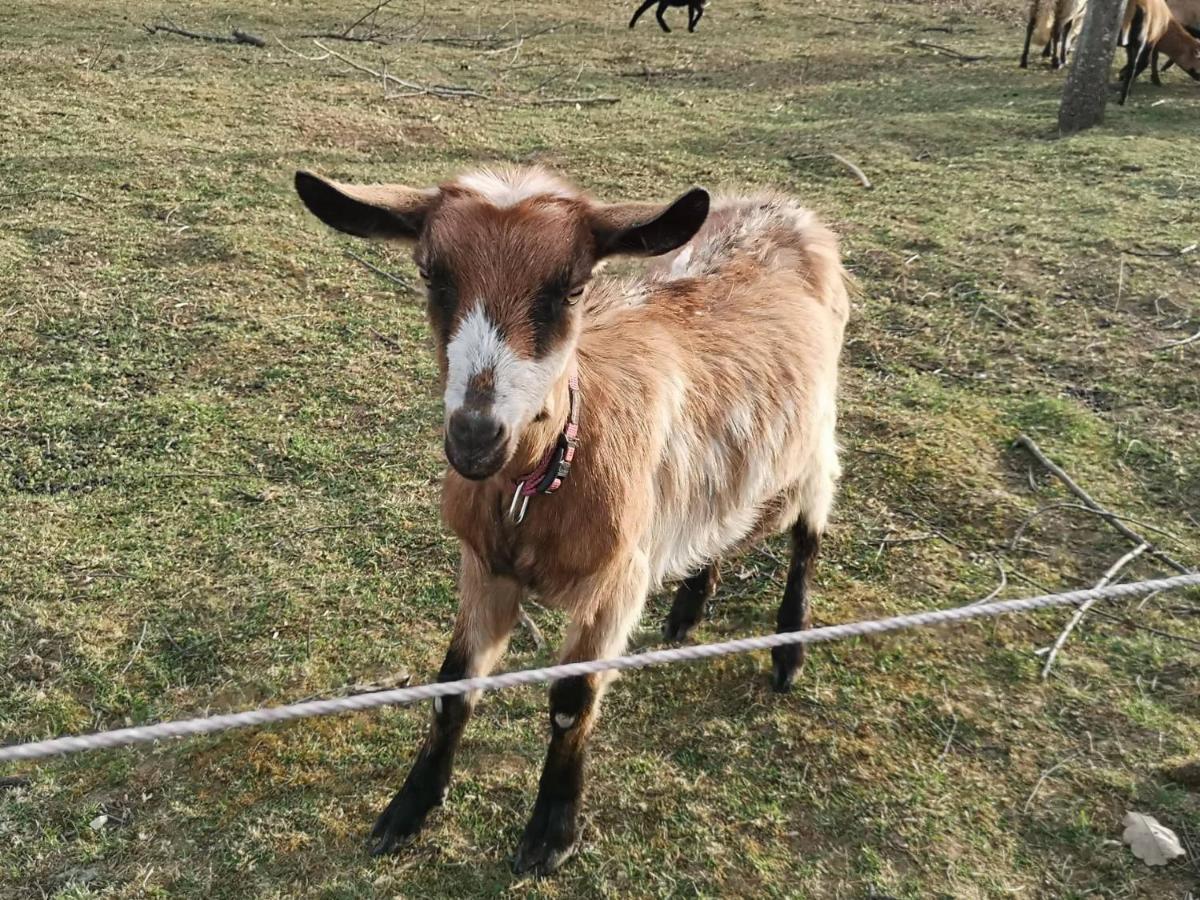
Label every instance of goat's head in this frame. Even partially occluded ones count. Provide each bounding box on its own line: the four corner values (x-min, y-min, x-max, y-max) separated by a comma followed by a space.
295, 167, 709, 480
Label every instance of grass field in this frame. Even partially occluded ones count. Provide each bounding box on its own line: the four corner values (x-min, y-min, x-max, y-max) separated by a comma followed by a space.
2, 0, 1200, 896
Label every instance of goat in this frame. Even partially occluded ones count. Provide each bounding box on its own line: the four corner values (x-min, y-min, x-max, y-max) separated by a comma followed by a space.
1153, 0, 1200, 81
1021, 0, 1079, 68
1119, 0, 1200, 104
294, 165, 849, 874
629, 0, 707, 33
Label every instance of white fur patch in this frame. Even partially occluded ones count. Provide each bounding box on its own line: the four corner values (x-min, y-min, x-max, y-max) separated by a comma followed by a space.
554, 712, 577, 730
434, 697, 443, 714
444, 305, 569, 433
454, 167, 574, 209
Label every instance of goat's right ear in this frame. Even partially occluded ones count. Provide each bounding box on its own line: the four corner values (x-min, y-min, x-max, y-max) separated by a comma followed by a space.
294, 171, 436, 240
588, 188, 711, 259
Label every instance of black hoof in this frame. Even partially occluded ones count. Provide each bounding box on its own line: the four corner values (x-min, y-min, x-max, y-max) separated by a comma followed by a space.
513, 802, 581, 876
771, 646, 802, 693
368, 785, 442, 856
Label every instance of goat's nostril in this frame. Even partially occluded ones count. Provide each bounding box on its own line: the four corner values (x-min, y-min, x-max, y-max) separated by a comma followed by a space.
448, 409, 505, 450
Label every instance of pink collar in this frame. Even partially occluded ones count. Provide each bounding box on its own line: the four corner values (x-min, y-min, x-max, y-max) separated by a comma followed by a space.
508, 374, 581, 524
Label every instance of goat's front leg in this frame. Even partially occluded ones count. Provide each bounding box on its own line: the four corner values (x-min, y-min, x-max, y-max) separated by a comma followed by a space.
513, 559, 649, 875
371, 551, 520, 855
689, 3, 704, 31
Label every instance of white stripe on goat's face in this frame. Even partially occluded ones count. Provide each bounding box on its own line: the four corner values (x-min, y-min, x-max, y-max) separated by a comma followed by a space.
444, 304, 569, 434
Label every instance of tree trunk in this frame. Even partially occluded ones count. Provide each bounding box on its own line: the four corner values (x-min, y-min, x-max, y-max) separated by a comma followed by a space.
1058, 0, 1127, 135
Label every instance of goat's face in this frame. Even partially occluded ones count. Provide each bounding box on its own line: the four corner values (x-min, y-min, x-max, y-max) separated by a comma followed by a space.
295, 167, 709, 480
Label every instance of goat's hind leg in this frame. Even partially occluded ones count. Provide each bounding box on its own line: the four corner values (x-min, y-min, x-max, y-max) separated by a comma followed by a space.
628, 0, 656, 29
663, 562, 718, 642
370, 552, 520, 855
772, 522, 820, 693
655, 1, 672, 32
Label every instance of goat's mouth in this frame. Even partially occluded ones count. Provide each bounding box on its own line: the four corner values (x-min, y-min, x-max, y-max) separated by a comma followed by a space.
444, 434, 510, 481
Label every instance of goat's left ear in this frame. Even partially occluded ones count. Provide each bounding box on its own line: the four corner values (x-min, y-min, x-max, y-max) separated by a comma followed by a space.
589, 188, 710, 258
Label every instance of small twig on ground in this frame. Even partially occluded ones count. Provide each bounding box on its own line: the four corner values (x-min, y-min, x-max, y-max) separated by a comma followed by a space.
339, 0, 395, 39
369, 328, 403, 351
1040, 543, 1150, 679
937, 714, 958, 764
517, 606, 547, 651
1014, 434, 1193, 575
299, 31, 390, 45
1023, 751, 1082, 813
1088, 608, 1200, 650
829, 153, 872, 189
906, 39, 985, 62
1010, 501, 1184, 551
528, 96, 620, 106
311, 39, 486, 99
143, 21, 266, 47
970, 556, 1008, 605
345, 250, 409, 287
120, 622, 150, 675
1155, 328, 1200, 351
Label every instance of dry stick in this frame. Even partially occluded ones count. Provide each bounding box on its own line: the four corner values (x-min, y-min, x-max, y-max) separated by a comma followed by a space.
311, 40, 486, 99
1040, 543, 1150, 679
970, 556, 1008, 605
299, 31, 390, 45
143, 22, 266, 47
345, 250, 408, 287
1088, 608, 1200, 650
830, 153, 872, 189
1024, 751, 1082, 813
907, 39, 985, 62
529, 96, 620, 106
516, 607, 547, 651
340, 0, 395, 38
1014, 434, 1193, 575
1155, 328, 1200, 351
1010, 501, 1184, 550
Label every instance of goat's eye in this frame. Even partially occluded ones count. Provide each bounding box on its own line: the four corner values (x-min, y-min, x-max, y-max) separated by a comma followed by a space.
566, 285, 585, 305
417, 266, 431, 282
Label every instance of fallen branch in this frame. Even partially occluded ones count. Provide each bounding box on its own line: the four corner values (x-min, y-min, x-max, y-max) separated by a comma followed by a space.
143, 21, 266, 47
1155, 328, 1200, 351
907, 39, 985, 62
830, 152, 872, 189
970, 556, 1008, 605
1014, 434, 1193, 575
0, 775, 31, 790
1023, 751, 1082, 813
517, 606, 546, 651
1010, 501, 1184, 551
529, 95, 620, 106
299, 31, 390, 45
1040, 543, 1150, 679
345, 250, 409, 287
311, 39, 486, 99
1088, 608, 1200, 649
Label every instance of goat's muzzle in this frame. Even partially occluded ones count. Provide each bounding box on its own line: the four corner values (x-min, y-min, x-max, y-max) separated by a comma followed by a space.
445, 408, 509, 480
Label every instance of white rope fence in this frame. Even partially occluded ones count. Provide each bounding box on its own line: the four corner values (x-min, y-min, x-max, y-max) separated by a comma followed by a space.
2, 573, 1198, 764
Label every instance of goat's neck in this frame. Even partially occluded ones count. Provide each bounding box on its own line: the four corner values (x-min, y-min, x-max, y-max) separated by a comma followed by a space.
505, 361, 576, 479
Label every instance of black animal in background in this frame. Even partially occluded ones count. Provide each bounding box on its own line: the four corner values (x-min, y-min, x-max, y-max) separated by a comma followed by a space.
629, 0, 707, 33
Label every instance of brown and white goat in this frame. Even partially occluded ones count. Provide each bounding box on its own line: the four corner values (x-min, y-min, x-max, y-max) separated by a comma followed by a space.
1152, 0, 1200, 82
294, 166, 848, 874
1120, 0, 1200, 103
1021, 0, 1082, 68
